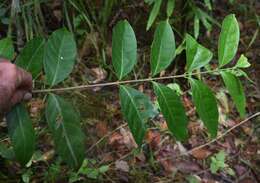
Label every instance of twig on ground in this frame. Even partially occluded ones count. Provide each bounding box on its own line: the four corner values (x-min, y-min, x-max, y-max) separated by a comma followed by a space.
88, 112, 260, 172
111, 112, 260, 163
86, 123, 127, 153
170, 112, 260, 160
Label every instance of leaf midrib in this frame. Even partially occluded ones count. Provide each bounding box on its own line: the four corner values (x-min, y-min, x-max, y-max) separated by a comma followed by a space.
220, 17, 233, 66
16, 107, 26, 161
122, 86, 144, 139
154, 83, 176, 131
119, 23, 126, 79
153, 23, 166, 75
25, 40, 44, 71
188, 41, 199, 72
51, 34, 66, 86
52, 95, 78, 166
193, 81, 216, 135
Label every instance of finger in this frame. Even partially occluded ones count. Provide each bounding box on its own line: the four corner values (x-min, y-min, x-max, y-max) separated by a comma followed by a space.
0, 58, 10, 63
10, 90, 27, 107
23, 92, 32, 101
15, 67, 33, 91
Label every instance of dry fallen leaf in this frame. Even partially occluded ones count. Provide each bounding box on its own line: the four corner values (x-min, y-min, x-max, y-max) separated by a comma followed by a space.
101, 153, 114, 163
115, 160, 129, 172
146, 130, 161, 150
239, 177, 255, 183
188, 122, 203, 135
176, 160, 201, 173
29, 99, 45, 117
90, 67, 107, 84
134, 152, 146, 163
192, 148, 212, 159
120, 128, 137, 149
160, 159, 176, 173
96, 122, 108, 137
156, 145, 178, 173
109, 132, 122, 145
242, 126, 253, 136
234, 165, 247, 176
159, 121, 168, 130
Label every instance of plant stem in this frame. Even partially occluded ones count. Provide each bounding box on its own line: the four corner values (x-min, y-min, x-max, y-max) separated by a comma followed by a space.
8, 0, 20, 37
32, 68, 228, 93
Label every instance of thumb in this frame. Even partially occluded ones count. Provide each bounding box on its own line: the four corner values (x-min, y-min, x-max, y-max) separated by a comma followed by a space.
10, 90, 27, 107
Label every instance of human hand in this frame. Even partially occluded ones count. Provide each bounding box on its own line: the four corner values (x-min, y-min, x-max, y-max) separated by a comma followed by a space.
0, 59, 32, 115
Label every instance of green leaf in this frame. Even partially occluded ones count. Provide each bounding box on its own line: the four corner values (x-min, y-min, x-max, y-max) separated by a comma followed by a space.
167, 83, 183, 96
166, 0, 175, 17
0, 37, 14, 60
44, 28, 77, 86
235, 54, 250, 68
16, 37, 45, 78
22, 169, 32, 183
112, 20, 137, 80
151, 21, 175, 76
175, 39, 186, 56
6, 104, 35, 165
229, 69, 253, 83
0, 143, 14, 159
144, 0, 155, 5
194, 15, 200, 39
204, 0, 212, 10
119, 85, 157, 146
187, 175, 201, 183
196, 9, 212, 31
210, 158, 219, 174
218, 14, 240, 67
216, 150, 226, 162
186, 34, 213, 72
153, 82, 188, 140
221, 71, 246, 117
146, 0, 162, 30
99, 165, 109, 173
195, 8, 220, 28
227, 167, 235, 176
46, 94, 85, 168
190, 79, 219, 137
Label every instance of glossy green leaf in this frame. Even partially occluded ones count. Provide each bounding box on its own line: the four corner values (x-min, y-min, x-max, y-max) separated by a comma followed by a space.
166, 0, 175, 17
190, 79, 219, 137
186, 34, 213, 72
221, 71, 246, 117
46, 94, 85, 168
44, 28, 77, 86
6, 104, 35, 165
146, 0, 162, 30
153, 82, 188, 140
218, 14, 240, 67
16, 37, 45, 78
119, 85, 157, 146
235, 54, 250, 68
112, 20, 137, 80
0, 37, 14, 60
151, 21, 175, 76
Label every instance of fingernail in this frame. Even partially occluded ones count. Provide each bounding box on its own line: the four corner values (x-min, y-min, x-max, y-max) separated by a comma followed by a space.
23, 92, 32, 101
